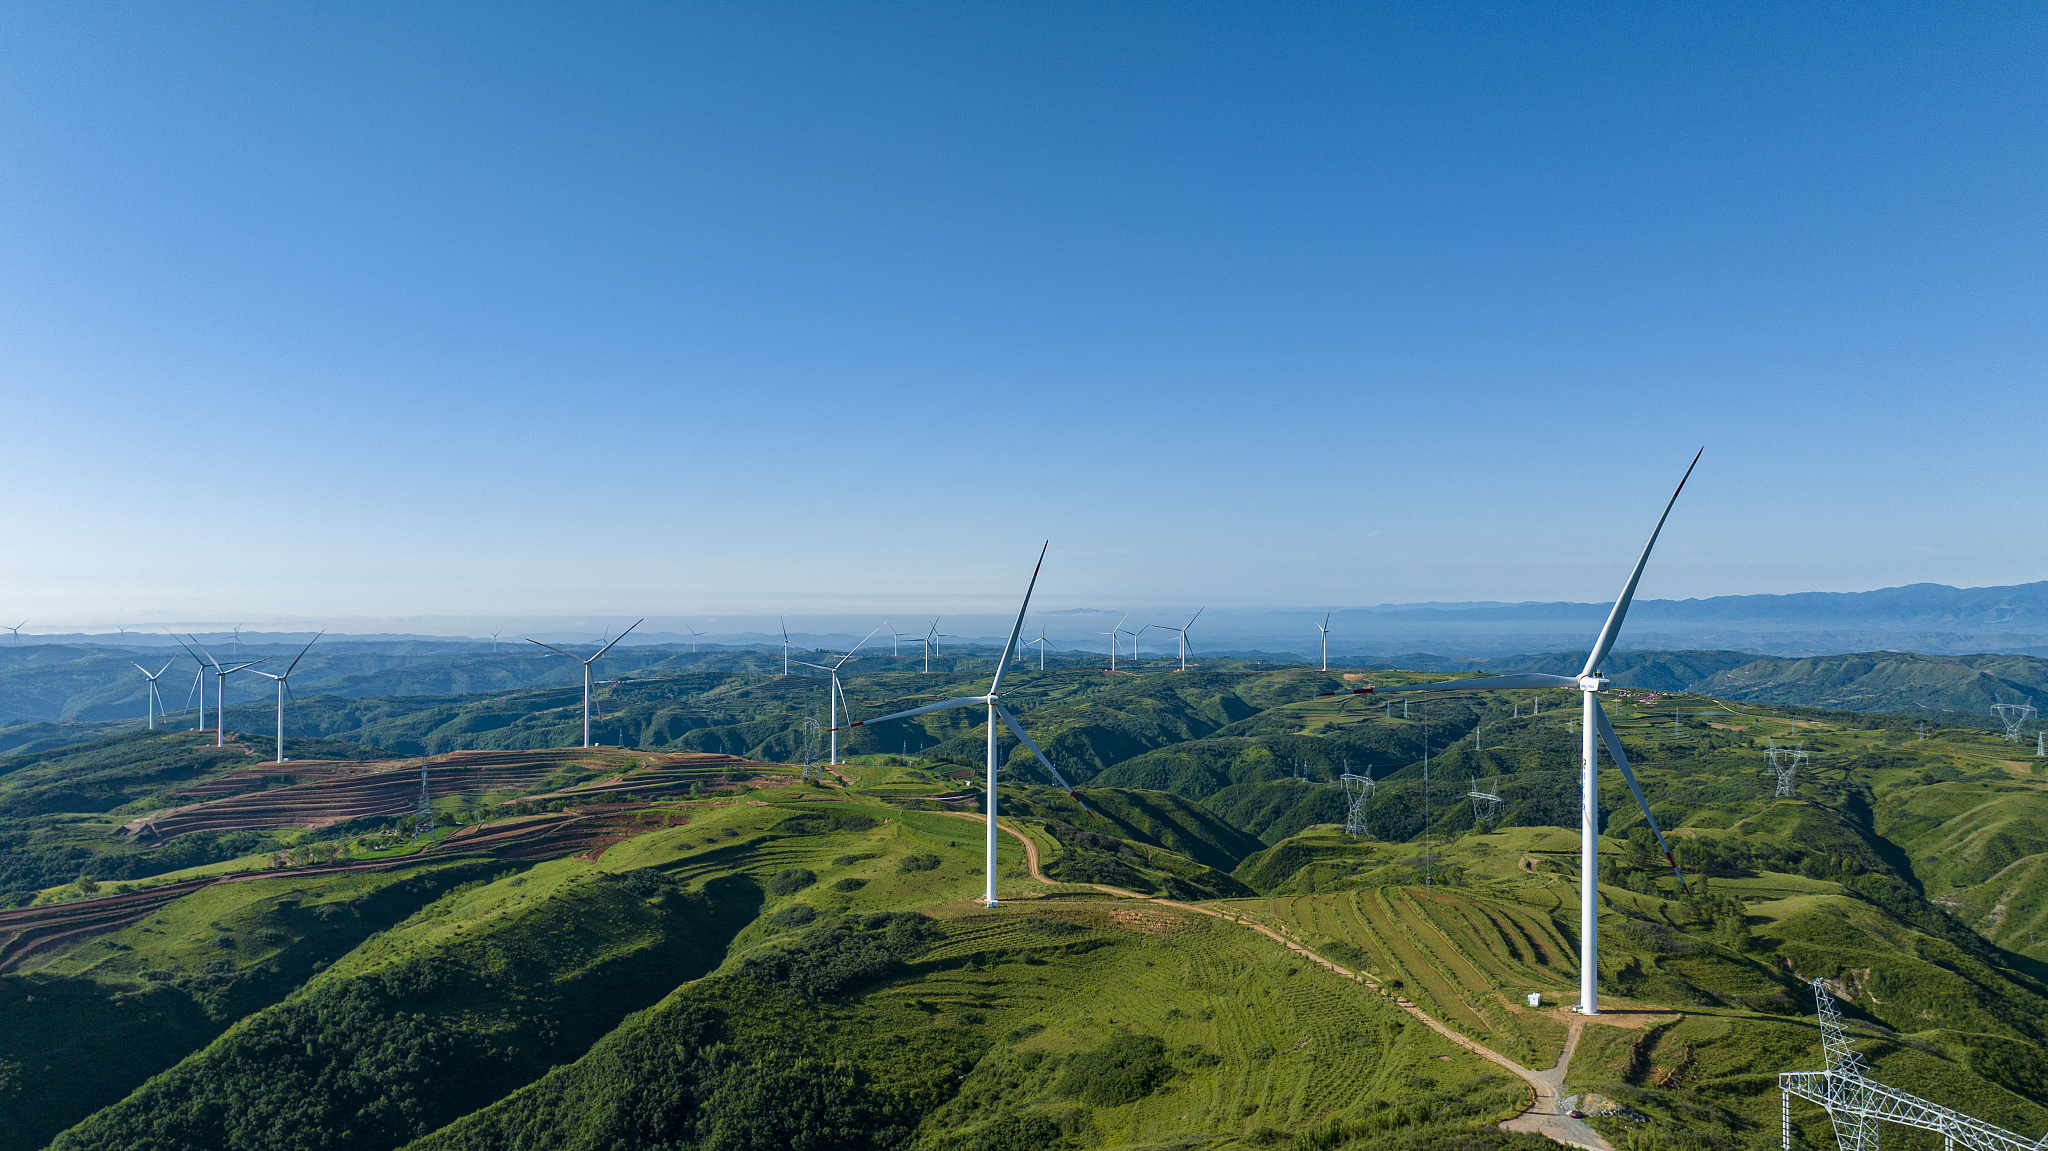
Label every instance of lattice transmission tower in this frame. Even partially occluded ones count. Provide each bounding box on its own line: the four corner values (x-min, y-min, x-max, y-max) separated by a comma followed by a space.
1766, 741, 1806, 798
1781, 977, 2048, 1151
411, 762, 434, 840
798, 716, 823, 780
1992, 699, 2036, 743
1465, 777, 1504, 826
1339, 766, 1375, 840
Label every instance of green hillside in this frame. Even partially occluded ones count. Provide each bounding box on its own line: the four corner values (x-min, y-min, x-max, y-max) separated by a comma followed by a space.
2, 659, 2047, 1151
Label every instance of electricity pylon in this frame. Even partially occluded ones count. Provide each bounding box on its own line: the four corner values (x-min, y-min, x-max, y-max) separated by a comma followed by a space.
1992, 699, 2036, 743
411, 762, 434, 840
1339, 766, 1375, 839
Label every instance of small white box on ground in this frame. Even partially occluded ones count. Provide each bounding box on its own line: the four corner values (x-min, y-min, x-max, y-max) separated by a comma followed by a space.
1526, 993, 1542, 1007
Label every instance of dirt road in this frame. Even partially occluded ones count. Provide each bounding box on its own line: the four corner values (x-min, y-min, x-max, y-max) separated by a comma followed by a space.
951, 811, 1616, 1151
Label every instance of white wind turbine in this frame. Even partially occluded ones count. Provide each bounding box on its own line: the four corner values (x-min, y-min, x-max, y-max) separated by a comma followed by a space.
1028, 627, 1050, 670
921, 618, 939, 673
887, 621, 905, 657
791, 625, 882, 765
248, 633, 322, 764
170, 633, 209, 730
1318, 613, 1332, 672
491, 630, 502, 652
1100, 613, 1128, 672
1315, 451, 1701, 1016
230, 623, 244, 655
130, 659, 175, 730
185, 635, 267, 747
682, 623, 704, 653
530, 620, 642, 747
829, 544, 1087, 908
5, 621, 24, 643
1157, 608, 1204, 672
780, 617, 791, 675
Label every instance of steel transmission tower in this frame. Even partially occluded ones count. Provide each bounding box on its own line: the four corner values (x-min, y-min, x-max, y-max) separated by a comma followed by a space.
1339, 766, 1375, 839
1781, 977, 2048, 1151
799, 716, 824, 780
1992, 699, 2036, 743
1465, 777, 1504, 825
1766, 741, 1805, 798
411, 762, 434, 840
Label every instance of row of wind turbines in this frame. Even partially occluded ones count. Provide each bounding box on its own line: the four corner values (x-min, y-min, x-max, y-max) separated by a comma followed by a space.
819, 450, 1705, 1024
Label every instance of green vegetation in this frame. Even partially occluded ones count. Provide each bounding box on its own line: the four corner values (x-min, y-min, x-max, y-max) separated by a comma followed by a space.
2, 653, 2046, 1151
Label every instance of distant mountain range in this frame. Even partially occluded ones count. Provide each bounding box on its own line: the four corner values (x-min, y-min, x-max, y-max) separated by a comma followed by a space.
15, 580, 2048, 659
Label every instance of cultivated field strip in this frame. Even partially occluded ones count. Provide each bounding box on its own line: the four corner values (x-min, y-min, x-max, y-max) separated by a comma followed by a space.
132, 750, 768, 841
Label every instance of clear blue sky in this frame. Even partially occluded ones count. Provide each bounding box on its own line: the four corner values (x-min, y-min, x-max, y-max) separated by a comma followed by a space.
3, 2, 2044, 630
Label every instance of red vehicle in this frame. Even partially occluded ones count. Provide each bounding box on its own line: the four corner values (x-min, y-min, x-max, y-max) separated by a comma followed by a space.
1566, 1110, 1586, 1120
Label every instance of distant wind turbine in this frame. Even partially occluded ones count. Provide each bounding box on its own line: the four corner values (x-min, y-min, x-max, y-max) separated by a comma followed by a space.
491, 630, 502, 652
828, 544, 1087, 908
186, 635, 267, 747
130, 659, 175, 730
779, 618, 791, 675
887, 621, 904, 657
1156, 608, 1204, 672
1318, 613, 1331, 673
5, 621, 24, 643
249, 633, 322, 764
683, 623, 703, 653
1028, 627, 1049, 670
170, 633, 209, 730
1311, 450, 1703, 1017
530, 619, 643, 747
1100, 613, 1128, 672
230, 623, 244, 655
792, 625, 882, 765
922, 618, 938, 673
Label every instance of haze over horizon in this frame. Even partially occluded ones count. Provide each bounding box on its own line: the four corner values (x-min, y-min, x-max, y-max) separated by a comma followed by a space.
5, 4, 2044, 622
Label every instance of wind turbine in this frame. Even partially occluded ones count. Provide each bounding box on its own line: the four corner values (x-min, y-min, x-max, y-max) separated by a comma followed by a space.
1314, 450, 1702, 1017
887, 621, 904, 657
922, 618, 938, 673
829, 544, 1087, 908
682, 623, 703, 653
5, 621, 23, 643
529, 619, 643, 747
249, 633, 322, 764
170, 633, 209, 730
130, 659, 175, 730
779, 617, 791, 675
1157, 608, 1204, 672
1318, 613, 1331, 673
1028, 627, 1050, 670
230, 623, 244, 655
187, 635, 267, 748
1100, 613, 1128, 672
791, 625, 882, 765
491, 630, 502, 652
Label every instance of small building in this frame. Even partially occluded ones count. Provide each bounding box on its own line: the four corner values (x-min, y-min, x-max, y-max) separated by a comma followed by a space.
1526, 992, 1542, 1008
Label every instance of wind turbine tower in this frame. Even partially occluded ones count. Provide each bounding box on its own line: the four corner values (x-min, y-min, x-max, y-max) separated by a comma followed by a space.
491, 630, 502, 652
187, 636, 267, 747
1158, 608, 1204, 672
530, 620, 643, 747
683, 624, 703, 653
248, 633, 322, 764
1028, 627, 1049, 670
1101, 613, 1128, 672
828, 544, 1088, 909
1308, 449, 1703, 1016
1318, 613, 1331, 673
129, 659, 175, 730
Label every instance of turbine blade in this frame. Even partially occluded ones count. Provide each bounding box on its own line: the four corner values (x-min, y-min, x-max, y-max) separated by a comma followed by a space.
528, 638, 582, 660
830, 694, 988, 731
1185, 606, 1204, 629
187, 635, 222, 670
833, 624, 884, 669
155, 659, 174, 677
1594, 702, 1690, 894
590, 618, 643, 661
1580, 448, 1703, 678
1359, 673, 1579, 696
995, 701, 1088, 812
988, 541, 1048, 696
284, 630, 323, 675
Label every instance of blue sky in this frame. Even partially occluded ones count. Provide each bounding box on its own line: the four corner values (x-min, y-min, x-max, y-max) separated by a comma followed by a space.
3, 2, 2044, 630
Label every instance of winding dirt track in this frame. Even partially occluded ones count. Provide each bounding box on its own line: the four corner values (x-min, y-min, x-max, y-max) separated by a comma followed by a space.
949, 812, 1615, 1151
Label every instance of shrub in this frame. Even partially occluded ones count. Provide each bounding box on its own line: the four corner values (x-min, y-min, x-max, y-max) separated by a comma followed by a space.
1056, 1032, 1173, 1105
832, 877, 867, 893
898, 854, 941, 874
769, 904, 817, 928
767, 868, 816, 896
739, 912, 947, 999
